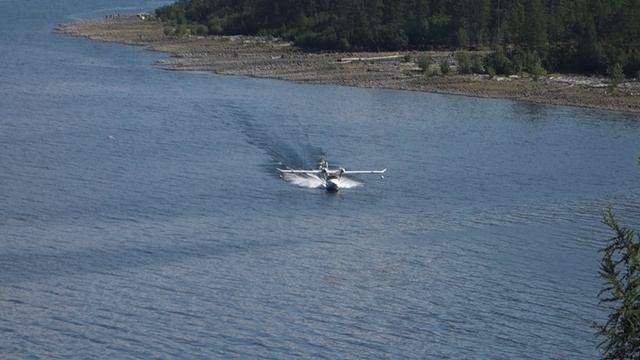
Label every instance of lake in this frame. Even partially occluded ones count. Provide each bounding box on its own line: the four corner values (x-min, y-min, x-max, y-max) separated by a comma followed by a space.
1, 1, 639, 359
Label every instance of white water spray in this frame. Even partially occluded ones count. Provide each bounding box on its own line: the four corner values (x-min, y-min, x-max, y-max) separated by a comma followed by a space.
281, 173, 362, 190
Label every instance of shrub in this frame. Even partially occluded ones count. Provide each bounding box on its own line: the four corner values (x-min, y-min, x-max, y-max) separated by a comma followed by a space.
471, 55, 484, 74
175, 24, 190, 36
417, 55, 432, 73
510, 47, 527, 74
608, 63, 624, 91
440, 61, 451, 75
455, 51, 471, 74
530, 57, 546, 81
486, 66, 496, 79
484, 48, 513, 75
207, 16, 223, 35
192, 24, 208, 35
163, 27, 174, 37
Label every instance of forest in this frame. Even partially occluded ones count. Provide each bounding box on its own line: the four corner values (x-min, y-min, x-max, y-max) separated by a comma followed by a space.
156, 0, 640, 77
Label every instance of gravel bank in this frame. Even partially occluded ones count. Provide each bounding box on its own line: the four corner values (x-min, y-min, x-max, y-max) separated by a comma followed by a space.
57, 15, 640, 113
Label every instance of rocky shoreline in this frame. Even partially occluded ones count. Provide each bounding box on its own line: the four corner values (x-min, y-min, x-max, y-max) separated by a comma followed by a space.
57, 15, 640, 113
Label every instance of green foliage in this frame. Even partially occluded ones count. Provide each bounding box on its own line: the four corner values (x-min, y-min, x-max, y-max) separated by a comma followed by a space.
163, 26, 175, 37
486, 66, 496, 79
176, 24, 190, 36
523, 0, 547, 56
482, 47, 549, 78
192, 24, 208, 35
608, 63, 625, 92
377, 24, 409, 50
596, 208, 640, 360
530, 58, 545, 81
471, 55, 484, 74
510, 48, 528, 74
510, 48, 546, 79
417, 55, 432, 73
154, 0, 640, 77
457, 27, 469, 48
207, 16, 223, 35
455, 51, 471, 74
403, 53, 412, 63
440, 60, 450, 76
484, 48, 513, 75
288, 14, 348, 50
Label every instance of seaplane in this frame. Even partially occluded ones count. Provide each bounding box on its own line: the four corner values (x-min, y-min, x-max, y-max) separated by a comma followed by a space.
277, 160, 386, 192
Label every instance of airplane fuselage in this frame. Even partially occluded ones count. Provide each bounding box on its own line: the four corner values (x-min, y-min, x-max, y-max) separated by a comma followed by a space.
325, 176, 340, 192
277, 161, 385, 192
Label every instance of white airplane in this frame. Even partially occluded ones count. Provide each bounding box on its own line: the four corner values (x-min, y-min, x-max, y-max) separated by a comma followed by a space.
277, 160, 386, 192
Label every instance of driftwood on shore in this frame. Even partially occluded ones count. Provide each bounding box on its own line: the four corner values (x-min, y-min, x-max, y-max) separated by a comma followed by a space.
56, 15, 640, 113
337, 55, 404, 63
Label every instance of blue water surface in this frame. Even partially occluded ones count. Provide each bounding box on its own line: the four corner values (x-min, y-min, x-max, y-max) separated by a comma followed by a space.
1, 1, 639, 359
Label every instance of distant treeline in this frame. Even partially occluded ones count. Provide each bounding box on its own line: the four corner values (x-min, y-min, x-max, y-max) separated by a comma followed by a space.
156, 0, 640, 77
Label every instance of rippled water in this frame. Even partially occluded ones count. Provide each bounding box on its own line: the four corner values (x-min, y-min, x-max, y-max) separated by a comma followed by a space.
1, 1, 639, 359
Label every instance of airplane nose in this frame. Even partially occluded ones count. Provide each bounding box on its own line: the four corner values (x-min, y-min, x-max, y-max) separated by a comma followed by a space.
326, 178, 340, 192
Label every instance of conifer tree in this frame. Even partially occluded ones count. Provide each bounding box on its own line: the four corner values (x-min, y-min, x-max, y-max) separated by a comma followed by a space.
523, 0, 547, 56
155, 0, 640, 76
596, 208, 640, 360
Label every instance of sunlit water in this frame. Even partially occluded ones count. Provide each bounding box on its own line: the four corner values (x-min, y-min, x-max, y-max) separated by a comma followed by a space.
1, 1, 639, 359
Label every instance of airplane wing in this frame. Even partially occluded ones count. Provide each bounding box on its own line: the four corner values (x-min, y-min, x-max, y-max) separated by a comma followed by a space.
277, 168, 322, 174
343, 169, 387, 175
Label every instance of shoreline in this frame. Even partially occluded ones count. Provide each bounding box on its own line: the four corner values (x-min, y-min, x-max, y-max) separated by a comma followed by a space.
56, 15, 640, 114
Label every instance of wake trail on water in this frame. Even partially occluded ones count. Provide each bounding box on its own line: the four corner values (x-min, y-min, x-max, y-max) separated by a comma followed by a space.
224, 105, 325, 169
218, 104, 366, 190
